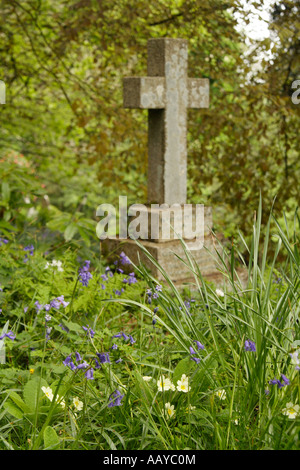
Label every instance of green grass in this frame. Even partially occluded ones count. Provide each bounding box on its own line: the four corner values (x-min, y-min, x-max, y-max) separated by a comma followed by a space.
0, 201, 299, 450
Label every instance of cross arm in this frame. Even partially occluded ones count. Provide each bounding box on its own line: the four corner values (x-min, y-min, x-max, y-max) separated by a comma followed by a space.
123, 77, 165, 109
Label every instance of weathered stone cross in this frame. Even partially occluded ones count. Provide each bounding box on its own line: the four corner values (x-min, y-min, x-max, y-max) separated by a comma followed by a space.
123, 38, 209, 206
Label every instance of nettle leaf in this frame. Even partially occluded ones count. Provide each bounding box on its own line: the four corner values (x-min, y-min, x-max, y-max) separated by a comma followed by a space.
43, 426, 60, 449
23, 377, 48, 412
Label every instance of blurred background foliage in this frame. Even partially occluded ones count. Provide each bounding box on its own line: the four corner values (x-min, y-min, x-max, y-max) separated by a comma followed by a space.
0, 0, 299, 252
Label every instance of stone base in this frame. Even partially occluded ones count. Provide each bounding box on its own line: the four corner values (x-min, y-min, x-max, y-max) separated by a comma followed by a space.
101, 232, 221, 283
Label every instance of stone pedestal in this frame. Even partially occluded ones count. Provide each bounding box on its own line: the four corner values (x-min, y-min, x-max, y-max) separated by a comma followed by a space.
101, 206, 223, 285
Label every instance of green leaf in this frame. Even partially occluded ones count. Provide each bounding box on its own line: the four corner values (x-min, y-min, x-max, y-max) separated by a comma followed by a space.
3, 400, 24, 419
64, 223, 78, 241
23, 377, 48, 412
2, 182, 11, 202
173, 357, 196, 384
43, 426, 60, 449
8, 391, 31, 413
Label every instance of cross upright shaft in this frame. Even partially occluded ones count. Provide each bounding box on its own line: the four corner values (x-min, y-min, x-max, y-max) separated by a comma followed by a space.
123, 38, 209, 206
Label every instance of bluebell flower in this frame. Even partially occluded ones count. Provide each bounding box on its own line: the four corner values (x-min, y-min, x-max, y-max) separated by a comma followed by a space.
281, 374, 290, 386
193, 340, 205, 350
115, 358, 123, 364
77, 361, 89, 369
96, 352, 110, 363
244, 339, 256, 352
119, 252, 131, 266
78, 260, 93, 287
34, 300, 44, 312
269, 378, 285, 389
0, 238, 9, 246
85, 368, 94, 380
94, 358, 101, 369
111, 343, 118, 350
0, 331, 16, 341
82, 325, 95, 338
45, 327, 52, 342
127, 273, 137, 285
108, 389, 124, 408
189, 346, 196, 355
24, 244, 34, 256
128, 335, 136, 345
190, 357, 201, 364
75, 352, 82, 362
56, 295, 69, 308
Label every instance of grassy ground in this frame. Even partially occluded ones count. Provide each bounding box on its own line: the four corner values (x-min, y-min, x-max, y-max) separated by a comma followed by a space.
0, 200, 299, 450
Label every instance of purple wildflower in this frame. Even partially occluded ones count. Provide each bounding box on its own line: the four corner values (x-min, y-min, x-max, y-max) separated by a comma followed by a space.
85, 368, 94, 380
0, 331, 16, 341
24, 244, 34, 256
77, 361, 89, 369
189, 346, 196, 355
269, 378, 285, 389
128, 335, 136, 345
75, 352, 82, 362
34, 300, 44, 312
0, 238, 9, 246
119, 252, 131, 266
193, 340, 205, 351
244, 339, 256, 352
155, 284, 162, 292
63, 355, 72, 366
45, 326, 52, 342
94, 358, 101, 369
108, 389, 124, 408
56, 295, 69, 308
82, 325, 95, 338
128, 273, 137, 285
78, 260, 93, 287
96, 352, 110, 364
191, 357, 201, 364
281, 374, 290, 386
115, 358, 123, 364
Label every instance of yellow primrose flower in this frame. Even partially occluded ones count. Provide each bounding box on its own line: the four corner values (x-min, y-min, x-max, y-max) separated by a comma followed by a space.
176, 374, 191, 393
41, 386, 54, 402
215, 389, 226, 400
142, 376, 152, 382
282, 402, 299, 419
157, 375, 175, 391
164, 402, 175, 419
73, 397, 83, 411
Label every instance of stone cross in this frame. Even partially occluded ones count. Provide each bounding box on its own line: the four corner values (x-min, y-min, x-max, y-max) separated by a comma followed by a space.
123, 38, 209, 206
